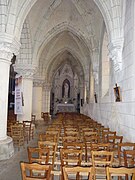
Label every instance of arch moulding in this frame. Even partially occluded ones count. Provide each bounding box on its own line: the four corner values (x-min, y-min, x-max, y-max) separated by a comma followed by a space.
45, 47, 85, 84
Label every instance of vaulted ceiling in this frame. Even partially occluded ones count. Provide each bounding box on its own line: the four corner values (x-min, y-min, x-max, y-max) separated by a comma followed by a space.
17, 0, 104, 84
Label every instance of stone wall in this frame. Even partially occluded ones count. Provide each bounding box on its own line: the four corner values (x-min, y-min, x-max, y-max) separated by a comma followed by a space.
83, 0, 135, 142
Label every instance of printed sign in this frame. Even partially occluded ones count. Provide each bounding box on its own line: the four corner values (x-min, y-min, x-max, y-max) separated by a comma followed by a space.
14, 75, 23, 114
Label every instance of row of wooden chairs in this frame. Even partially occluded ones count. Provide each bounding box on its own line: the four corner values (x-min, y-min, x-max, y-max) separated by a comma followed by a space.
55, 113, 135, 179
20, 112, 135, 179
20, 162, 135, 180
23, 147, 110, 179
21, 162, 52, 180
8, 120, 34, 150
63, 166, 135, 180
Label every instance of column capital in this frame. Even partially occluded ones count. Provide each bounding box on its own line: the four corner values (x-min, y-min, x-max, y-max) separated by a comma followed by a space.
15, 64, 37, 79
43, 83, 51, 91
108, 38, 124, 72
33, 79, 45, 87
0, 34, 21, 63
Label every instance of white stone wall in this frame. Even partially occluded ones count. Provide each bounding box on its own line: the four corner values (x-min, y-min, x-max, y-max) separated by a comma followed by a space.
84, 0, 135, 142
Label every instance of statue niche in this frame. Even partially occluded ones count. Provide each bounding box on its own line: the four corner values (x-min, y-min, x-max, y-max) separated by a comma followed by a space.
62, 79, 70, 100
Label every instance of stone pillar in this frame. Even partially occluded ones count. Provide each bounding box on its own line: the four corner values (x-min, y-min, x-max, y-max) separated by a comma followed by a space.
15, 65, 36, 121
42, 83, 51, 113
32, 80, 44, 119
0, 39, 20, 160
0, 58, 11, 140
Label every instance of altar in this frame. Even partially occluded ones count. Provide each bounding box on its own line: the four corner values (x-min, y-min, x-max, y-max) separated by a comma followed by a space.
56, 103, 75, 112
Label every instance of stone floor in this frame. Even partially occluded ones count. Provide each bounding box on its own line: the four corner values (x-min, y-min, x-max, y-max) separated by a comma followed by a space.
0, 120, 49, 180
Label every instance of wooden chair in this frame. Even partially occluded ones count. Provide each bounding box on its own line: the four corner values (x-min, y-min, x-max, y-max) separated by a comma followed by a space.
81, 127, 95, 132
98, 127, 109, 137
60, 148, 82, 166
102, 131, 116, 143
62, 136, 82, 143
63, 166, 94, 180
64, 127, 79, 132
63, 142, 84, 150
108, 135, 123, 153
23, 121, 34, 141
7, 121, 17, 136
64, 131, 80, 137
104, 136, 122, 166
21, 162, 52, 180
91, 143, 111, 151
124, 150, 135, 180
38, 141, 57, 169
91, 150, 114, 180
63, 142, 85, 161
45, 131, 59, 142
106, 166, 135, 180
118, 142, 135, 166
27, 147, 50, 164
83, 131, 98, 137
39, 134, 57, 142
124, 150, 135, 167
11, 124, 24, 150
108, 135, 123, 144
84, 135, 99, 162
60, 148, 82, 180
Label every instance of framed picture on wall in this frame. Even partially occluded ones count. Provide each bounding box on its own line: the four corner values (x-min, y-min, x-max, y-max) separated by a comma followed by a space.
114, 83, 121, 102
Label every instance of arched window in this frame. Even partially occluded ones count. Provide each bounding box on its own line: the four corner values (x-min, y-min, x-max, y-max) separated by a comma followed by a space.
101, 31, 110, 97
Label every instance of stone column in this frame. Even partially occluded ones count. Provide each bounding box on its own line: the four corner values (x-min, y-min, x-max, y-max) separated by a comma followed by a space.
42, 83, 51, 113
15, 65, 36, 121
0, 39, 20, 160
32, 80, 44, 119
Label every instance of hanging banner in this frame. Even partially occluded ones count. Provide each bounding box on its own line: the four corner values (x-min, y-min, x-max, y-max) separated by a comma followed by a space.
14, 74, 23, 114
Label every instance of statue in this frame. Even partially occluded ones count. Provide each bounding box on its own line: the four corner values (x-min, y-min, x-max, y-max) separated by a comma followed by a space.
114, 83, 121, 102
64, 82, 69, 99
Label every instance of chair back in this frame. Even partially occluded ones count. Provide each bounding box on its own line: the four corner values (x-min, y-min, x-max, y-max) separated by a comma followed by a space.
27, 147, 50, 164
91, 150, 114, 180
60, 148, 83, 180
63, 166, 93, 180
21, 162, 52, 180
118, 142, 135, 166
38, 141, 57, 168
124, 150, 135, 167
106, 167, 135, 180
